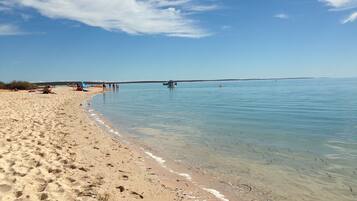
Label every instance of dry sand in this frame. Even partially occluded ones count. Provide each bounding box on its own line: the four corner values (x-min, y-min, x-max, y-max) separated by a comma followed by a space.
0, 87, 220, 201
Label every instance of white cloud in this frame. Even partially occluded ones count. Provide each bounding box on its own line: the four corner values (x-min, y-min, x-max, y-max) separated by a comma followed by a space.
0, 24, 25, 35
0, 3, 11, 12
342, 11, 357, 23
0, 6, 9, 11
3, 0, 216, 38
20, 13, 32, 21
274, 13, 289, 19
319, 0, 357, 10
188, 4, 219, 12
148, 0, 190, 7
221, 25, 231, 30
319, 0, 357, 24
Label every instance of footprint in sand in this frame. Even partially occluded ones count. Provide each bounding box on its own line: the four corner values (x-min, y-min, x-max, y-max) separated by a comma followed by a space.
66, 177, 76, 183
15, 190, 23, 198
37, 152, 45, 158
0, 184, 12, 193
67, 164, 77, 169
39, 193, 48, 200
121, 175, 129, 180
78, 167, 88, 172
130, 191, 144, 199
235, 184, 253, 193
48, 168, 62, 174
116, 186, 125, 192
37, 182, 48, 192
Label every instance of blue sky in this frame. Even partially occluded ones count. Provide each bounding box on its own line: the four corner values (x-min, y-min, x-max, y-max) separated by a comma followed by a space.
0, 0, 357, 82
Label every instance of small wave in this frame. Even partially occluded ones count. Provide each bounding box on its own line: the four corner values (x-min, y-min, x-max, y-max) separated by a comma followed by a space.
144, 151, 193, 181
91, 113, 122, 137
114, 131, 121, 136
325, 141, 357, 159
86, 102, 128, 139
92, 114, 113, 131
95, 117, 104, 124
89, 110, 228, 201
202, 188, 229, 201
326, 143, 348, 152
178, 173, 192, 181
324, 154, 344, 159
107, 128, 122, 137
145, 151, 166, 166
326, 164, 345, 170
327, 140, 357, 145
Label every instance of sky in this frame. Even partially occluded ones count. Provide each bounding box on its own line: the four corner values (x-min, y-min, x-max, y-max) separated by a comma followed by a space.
0, 0, 357, 82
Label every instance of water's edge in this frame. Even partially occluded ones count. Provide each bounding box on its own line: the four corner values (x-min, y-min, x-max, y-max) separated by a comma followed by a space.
83, 94, 233, 201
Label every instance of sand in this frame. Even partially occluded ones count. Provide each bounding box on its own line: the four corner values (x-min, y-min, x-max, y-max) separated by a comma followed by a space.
0, 87, 220, 201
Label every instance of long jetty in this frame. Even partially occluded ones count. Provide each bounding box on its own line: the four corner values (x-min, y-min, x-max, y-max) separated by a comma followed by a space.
32, 77, 313, 86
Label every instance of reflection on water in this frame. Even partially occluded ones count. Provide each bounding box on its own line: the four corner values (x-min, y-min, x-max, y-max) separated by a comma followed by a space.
102, 91, 106, 104
91, 78, 357, 201
102, 84, 121, 103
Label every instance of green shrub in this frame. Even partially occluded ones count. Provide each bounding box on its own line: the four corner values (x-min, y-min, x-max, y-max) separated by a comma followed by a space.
5, 81, 37, 90
0, 81, 5, 89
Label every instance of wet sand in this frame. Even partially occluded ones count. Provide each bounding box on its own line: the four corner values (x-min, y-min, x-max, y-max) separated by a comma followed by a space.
0, 87, 221, 201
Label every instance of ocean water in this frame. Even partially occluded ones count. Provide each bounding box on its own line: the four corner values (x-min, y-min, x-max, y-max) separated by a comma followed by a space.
90, 78, 357, 201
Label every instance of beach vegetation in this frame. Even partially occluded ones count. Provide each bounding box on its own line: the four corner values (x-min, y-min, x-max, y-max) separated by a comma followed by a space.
0, 81, 5, 89
0, 81, 37, 90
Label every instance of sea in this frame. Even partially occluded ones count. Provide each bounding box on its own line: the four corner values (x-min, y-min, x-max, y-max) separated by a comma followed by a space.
88, 78, 357, 201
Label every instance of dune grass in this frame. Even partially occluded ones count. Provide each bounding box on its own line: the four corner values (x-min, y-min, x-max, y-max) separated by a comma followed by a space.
0, 81, 5, 89
0, 81, 37, 90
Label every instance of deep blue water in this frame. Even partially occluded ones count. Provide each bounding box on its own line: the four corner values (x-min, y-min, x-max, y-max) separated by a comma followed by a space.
91, 78, 357, 201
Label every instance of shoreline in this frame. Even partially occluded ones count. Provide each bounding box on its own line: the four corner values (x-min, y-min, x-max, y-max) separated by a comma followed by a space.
85, 91, 232, 201
87, 85, 357, 201
0, 86, 224, 201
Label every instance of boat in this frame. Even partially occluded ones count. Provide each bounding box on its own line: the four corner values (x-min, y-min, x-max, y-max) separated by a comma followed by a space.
163, 80, 177, 88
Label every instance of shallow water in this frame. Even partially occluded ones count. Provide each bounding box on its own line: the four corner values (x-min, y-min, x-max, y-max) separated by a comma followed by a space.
91, 78, 357, 201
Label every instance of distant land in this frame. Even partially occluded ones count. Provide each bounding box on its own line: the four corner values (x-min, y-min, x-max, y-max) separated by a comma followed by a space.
32, 77, 314, 86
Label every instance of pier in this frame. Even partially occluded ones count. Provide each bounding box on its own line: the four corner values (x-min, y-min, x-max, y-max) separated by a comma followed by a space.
32, 77, 313, 88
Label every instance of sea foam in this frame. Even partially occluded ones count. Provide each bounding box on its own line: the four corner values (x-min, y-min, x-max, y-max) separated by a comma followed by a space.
202, 188, 229, 201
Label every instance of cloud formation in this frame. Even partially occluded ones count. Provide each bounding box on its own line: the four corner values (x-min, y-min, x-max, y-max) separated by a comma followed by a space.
2, 0, 217, 38
188, 4, 219, 12
0, 24, 25, 35
274, 13, 289, 19
319, 0, 357, 10
342, 11, 357, 23
319, 0, 357, 23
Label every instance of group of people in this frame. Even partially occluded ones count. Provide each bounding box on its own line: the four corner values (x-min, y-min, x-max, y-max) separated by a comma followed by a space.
39, 82, 120, 94
75, 82, 89, 92
103, 83, 119, 88
70, 82, 119, 92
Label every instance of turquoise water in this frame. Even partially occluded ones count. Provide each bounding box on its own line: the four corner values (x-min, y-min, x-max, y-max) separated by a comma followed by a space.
91, 78, 357, 201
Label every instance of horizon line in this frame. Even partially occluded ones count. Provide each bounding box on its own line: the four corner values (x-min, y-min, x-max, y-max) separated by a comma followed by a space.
31, 77, 317, 85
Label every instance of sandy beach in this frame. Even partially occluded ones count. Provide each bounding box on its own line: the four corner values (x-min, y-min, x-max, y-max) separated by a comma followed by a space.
0, 87, 221, 201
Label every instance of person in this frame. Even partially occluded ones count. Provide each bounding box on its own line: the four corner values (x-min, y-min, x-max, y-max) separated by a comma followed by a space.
76, 83, 83, 91
43, 85, 55, 94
